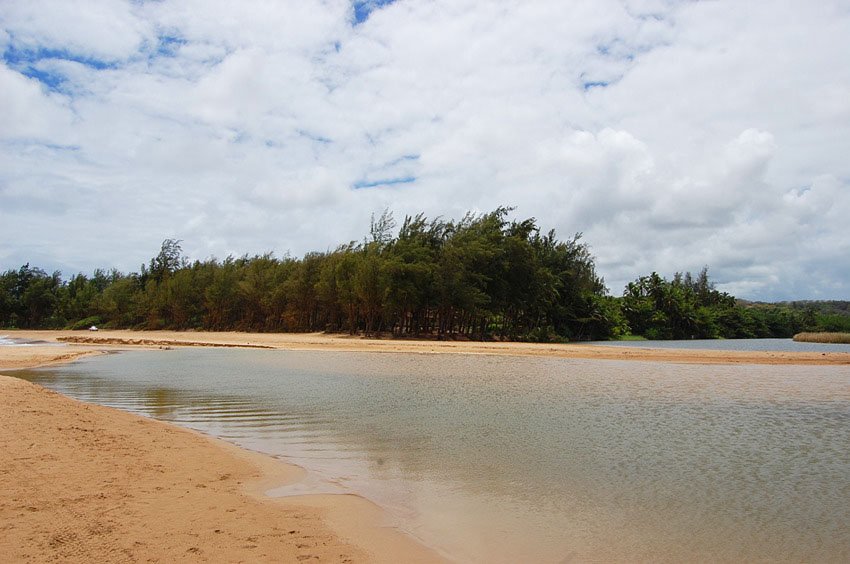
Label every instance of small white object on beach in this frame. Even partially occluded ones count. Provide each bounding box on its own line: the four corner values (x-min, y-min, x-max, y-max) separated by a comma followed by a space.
89, 326, 99, 331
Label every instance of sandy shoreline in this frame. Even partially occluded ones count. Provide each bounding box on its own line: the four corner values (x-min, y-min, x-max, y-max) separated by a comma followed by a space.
2, 330, 849, 562
0, 347, 441, 563
5, 328, 850, 365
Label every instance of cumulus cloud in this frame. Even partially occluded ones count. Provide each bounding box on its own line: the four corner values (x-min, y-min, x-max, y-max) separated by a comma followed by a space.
1, 0, 849, 300
0, 63, 73, 137
1, 0, 152, 61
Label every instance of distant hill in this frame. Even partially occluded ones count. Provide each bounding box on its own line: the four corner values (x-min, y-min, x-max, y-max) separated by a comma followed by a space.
739, 300, 850, 316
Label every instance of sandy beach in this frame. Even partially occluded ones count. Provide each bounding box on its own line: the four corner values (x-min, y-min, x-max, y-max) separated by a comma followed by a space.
5, 328, 850, 365
0, 342, 441, 563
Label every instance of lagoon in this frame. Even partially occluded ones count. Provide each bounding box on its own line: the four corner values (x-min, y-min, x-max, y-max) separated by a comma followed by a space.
14, 349, 850, 562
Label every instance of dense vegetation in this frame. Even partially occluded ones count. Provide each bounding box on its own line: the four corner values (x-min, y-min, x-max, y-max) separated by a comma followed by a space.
619, 271, 848, 339
2, 208, 847, 341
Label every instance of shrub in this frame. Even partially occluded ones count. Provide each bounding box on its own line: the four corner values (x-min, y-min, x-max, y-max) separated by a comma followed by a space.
68, 316, 103, 330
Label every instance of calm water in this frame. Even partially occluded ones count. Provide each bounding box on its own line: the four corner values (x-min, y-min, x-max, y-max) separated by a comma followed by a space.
13, 349, 850, 563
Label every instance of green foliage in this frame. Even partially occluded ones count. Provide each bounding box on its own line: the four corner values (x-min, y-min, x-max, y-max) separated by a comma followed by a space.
0, 210, 617, 340
0, 264, 63, 328
615, 334, 647, 341
815, 314, 850, 333
69, 316, 103, 330
3, 212, 847, 342
524, 326, 567, 343
619, 267, 821, 340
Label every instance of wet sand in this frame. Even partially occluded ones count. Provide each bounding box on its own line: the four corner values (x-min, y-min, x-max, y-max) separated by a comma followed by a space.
7, 328, 850, 365
0, 350, 440, 563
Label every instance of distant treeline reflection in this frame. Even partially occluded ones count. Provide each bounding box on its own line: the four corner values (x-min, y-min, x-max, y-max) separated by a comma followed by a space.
3, 208, 849, 341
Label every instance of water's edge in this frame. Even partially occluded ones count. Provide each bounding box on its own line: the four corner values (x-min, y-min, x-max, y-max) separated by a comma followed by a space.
12, 348, 850, 563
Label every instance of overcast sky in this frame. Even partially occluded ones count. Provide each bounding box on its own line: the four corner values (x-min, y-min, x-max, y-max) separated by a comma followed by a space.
2, 0, 849, 301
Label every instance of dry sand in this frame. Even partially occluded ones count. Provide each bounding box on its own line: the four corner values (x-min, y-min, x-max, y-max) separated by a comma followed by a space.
0, 346, 441, 563
7, 328, 850, 365
0, 345, 103, 371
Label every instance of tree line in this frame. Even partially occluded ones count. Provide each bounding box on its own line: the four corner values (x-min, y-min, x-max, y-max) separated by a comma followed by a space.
1, 208, 846, 341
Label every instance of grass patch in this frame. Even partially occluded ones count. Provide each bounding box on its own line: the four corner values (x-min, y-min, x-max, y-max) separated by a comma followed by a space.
615, 334, 648, 341
793, 332, 850, 344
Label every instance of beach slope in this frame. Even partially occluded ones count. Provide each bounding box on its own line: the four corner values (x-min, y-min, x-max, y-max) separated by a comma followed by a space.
0, 374, 438, 563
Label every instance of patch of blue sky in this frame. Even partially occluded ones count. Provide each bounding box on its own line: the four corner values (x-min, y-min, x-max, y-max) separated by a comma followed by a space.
386, 154, 420, 166
134, 33, 188, 68
352, 0, 397, 25
3, 45, 115, 70
582, 80, 609, 90
154, 34, 187, 57
3, 44, 117, 92
353, 176, 416, 189
21, 66, 66, 90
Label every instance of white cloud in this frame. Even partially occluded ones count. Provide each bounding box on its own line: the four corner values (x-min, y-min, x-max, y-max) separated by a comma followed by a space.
0, 63, 72, 137
1, 0, 849, 300
0, 0, 152, 61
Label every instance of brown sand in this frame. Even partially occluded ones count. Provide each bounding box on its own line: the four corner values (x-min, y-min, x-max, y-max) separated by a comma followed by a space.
0, 371, 440, 562
7, 328, 850, 365
0, 345, 103, 371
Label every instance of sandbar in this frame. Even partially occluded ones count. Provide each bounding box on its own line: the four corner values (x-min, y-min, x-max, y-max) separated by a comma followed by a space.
6, 328, 850, 365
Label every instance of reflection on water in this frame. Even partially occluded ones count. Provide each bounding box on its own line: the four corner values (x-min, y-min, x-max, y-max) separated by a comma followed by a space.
13, 349, 850, 563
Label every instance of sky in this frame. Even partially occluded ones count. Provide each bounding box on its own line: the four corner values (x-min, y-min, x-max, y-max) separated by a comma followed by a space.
1, 0, 849, 301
